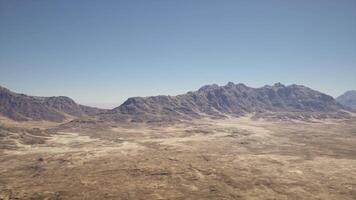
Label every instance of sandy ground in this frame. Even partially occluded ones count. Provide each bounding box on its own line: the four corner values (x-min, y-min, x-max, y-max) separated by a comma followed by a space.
1, 116, 356, 199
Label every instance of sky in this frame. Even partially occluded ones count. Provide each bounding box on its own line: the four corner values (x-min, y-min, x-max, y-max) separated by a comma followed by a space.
0, 0, 355, 108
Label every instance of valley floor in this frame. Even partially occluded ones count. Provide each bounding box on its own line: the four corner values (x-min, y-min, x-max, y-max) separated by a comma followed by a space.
1, 116, 356, 200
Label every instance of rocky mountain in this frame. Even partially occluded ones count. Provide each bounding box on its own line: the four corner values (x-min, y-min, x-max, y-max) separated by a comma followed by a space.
336, 90, 356, 110
1, 83, 347, 123
100, 82, 345, 122
0, 85, 105, 122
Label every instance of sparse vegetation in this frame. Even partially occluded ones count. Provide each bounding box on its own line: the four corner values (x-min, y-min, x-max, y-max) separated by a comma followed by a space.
1, 115, 356, 199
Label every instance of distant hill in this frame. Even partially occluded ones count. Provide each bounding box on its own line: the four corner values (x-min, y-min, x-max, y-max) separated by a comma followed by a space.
336, 90, 356, 110
99, 82, 346, 122
0, 86, 106, 122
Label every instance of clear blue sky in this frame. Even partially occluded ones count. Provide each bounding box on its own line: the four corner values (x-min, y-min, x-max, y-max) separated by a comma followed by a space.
1, 0, 355, 108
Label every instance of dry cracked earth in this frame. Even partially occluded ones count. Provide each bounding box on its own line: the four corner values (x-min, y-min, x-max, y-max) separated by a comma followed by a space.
1, 115, 356, 200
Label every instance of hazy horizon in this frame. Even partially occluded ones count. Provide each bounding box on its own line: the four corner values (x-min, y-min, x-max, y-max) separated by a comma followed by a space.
0, 81, 354, 109
1, 0, 355, 107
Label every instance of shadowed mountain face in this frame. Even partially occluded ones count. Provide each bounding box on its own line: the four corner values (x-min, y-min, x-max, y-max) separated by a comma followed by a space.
101, 82, 345, 122
337, 90, 356, 109
0, 86, 105, 122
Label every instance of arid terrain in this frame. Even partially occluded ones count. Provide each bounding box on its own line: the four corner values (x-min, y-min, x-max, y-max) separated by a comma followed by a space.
2, 0, 356, 198
1, 83, 356, 199
1, 114, 356, 200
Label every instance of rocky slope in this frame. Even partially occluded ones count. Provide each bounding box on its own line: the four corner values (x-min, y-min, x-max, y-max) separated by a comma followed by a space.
100, 82, 345, 122
336, 90, 356, 110
0, 86, 105, 122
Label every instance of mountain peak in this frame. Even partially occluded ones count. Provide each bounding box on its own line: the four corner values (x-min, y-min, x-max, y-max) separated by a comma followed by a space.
336, 90, 356, 109
198, 84, 219, 92
226, 82, 235, 87
273, 82, 285, 87
343, 90, 356, 96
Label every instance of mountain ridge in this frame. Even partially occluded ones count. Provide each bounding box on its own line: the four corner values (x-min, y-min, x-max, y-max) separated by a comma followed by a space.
0, 83, 350, 123
99, 82, 346, 123
0, 86, 106, 122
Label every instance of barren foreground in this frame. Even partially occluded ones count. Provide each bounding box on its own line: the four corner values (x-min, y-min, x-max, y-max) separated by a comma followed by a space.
1, 116, 356, 200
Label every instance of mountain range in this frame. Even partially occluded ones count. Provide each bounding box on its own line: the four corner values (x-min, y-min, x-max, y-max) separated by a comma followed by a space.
0, 83, 353, 123
336, 90, 356, 110
100, 82, 346, 122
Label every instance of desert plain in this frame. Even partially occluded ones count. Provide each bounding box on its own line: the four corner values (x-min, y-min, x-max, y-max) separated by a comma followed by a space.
1, 114, 356, 200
